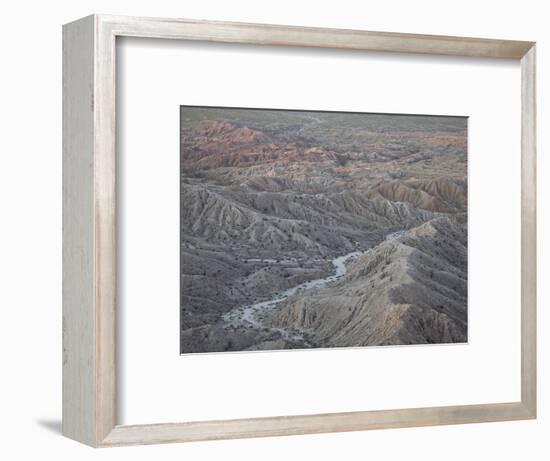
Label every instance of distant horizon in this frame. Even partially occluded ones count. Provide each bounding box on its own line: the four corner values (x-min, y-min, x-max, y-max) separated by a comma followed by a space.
180, 104, 469, 120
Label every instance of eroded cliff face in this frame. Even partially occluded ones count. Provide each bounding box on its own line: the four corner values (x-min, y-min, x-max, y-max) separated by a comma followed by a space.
179, 108, 467, 353
268, 218, 467, 348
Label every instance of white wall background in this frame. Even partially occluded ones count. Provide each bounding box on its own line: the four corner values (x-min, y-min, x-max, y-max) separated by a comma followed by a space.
0, 0, 546, 459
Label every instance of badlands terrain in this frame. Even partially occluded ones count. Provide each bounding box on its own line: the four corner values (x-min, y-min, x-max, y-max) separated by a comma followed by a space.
180, 107, 467, 353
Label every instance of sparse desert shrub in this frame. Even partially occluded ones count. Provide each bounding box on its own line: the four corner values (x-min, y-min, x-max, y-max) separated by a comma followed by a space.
334, 153, 348, 166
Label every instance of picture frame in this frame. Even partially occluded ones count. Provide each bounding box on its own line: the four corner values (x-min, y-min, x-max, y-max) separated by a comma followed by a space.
62, 14, 537, 447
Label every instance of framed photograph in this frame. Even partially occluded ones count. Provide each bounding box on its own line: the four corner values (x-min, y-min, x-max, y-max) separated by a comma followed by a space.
63, 15, 536, 447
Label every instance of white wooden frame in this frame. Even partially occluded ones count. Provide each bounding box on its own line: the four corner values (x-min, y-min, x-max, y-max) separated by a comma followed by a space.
62, 14, 537, 447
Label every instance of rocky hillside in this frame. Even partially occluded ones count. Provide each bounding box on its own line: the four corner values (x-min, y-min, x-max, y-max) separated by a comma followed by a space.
268, 217, 467, 347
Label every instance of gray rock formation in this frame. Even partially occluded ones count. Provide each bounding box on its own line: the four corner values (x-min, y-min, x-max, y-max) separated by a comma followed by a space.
268, 217, 467, 347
